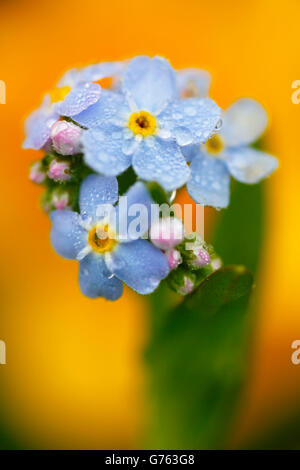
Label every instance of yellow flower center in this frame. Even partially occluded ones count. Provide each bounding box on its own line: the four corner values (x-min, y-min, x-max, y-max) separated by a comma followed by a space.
88, 224, 117, 254
128, 111, 157, 137
50, 86, 71, 104
205, 134, 224, 155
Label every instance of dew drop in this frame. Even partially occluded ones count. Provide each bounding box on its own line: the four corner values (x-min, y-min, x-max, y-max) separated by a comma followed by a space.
215, 119, 223, 131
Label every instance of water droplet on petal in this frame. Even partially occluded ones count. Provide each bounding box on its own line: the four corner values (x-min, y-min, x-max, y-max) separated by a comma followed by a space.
215, 119, 223, 131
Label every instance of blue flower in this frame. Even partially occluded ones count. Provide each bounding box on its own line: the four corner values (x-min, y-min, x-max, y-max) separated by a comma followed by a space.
177, 68, 211, 98
58, 61, 125, 93
184, 98, 279, 208
50, 174, 169, 300
23, 96, 60, 151
72, 56, 221, 191
23, 61, 124, 150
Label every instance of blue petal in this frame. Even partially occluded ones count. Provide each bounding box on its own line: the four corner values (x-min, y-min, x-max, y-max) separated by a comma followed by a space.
76, 61, 125, 83
23, 97, 58, 150
177, 68, 211, 98
116, 182, 155, 242
158, 97, 221, 146
221, 98, 268, 147
132, 137, 190, 191
181, 144, 200, 162
82, 124, 132, 176
50, 210, 87, 259
122, 56, 177, 114
79, 174, 119, 219
58, 62, 125, 87
58, 68, 81, 87
124, 180, 154, 209
187, 153, 230, 208
72, 89, 130, 129
79, 253, 123, 300
106, 239, 169, 294
224, 146, 278, 184
53, 83, 101, 117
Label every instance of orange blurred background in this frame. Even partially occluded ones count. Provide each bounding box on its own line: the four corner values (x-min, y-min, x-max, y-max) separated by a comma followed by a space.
0, 0, 299, 449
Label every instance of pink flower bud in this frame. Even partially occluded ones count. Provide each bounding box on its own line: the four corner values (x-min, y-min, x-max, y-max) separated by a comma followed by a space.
48, 159, 71, 182
50, 120, 82, 155
29, 161, 46, 184
166, 248, 182, 270
177, 276, 194, 296
189, 247, 210, 268
150, 217, 185, 250
52, 191, 70, 210
211, 257, 222, 271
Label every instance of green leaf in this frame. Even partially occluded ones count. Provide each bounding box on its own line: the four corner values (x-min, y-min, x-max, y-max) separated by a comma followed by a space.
243, 407, 300, 449
184, 265, 253, 314
0, 391, 24, 449
145, 266, 253, 449
117, 166, 137, 195
146, 182, 170, 206
145, 180, 266, 448
213, 181, 265, 274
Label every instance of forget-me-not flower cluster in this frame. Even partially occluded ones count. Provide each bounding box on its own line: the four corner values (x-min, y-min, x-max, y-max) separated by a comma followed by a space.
24, 56, 278, 300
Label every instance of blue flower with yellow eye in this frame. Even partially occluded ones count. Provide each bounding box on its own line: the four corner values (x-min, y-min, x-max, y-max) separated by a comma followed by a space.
50, 174, 169, 300
72, 56, 221, 192
184, 98, 279, 208
23, 61, 124, 150
177, 68, 211, 98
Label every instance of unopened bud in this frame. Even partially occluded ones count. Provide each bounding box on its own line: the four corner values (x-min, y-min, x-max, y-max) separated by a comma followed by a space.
167, 267, 196, 296
179, 233, 212, 270
29, 161, 46, 184
51, 190, 70, 210
165, 248, 182, 270
211, 257, 223, 271
188, 247, 210, 269
150, 217, 185, 250
42, 188, 72, 212
41, 192, 51, 212
50, 120, 82, 155
48, 159, 71, 182
177, 275, 195, 296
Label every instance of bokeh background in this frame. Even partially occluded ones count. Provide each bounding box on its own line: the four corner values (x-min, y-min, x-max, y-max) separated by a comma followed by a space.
0, 0, 299, 449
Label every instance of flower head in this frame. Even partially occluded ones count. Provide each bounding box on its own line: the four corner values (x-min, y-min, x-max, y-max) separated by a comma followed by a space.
188, 247, 211, 268
177, 275, 195, 296
29, 161, 46, 184
71, 56, 221, 191
165, 248, 182, 270
150, 217, 185, 250
177, 68, 211, 98
48, 159, 71, 182
23, 61, 124, 150
50, 174, 169, 300
42, 187, 74, 212
184, 98, 278, 208
168, 266, 196, 296
50, 120, 82, 155
51, 190, 71, 210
